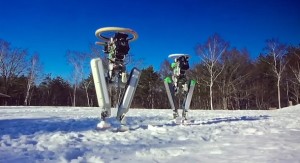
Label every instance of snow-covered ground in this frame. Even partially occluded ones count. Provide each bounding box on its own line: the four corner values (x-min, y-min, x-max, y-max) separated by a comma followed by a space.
0, 105, 300, 163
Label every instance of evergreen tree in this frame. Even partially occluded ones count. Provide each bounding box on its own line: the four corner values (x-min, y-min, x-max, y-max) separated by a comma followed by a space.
133, 66, 162, 108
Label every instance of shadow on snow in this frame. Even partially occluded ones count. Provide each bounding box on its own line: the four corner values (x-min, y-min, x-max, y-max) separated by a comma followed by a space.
0, 115, 270, 138
0, 115, 167, 138
161, 115, 271, 127
0, 117, 99, 138
199, 115, 271, 125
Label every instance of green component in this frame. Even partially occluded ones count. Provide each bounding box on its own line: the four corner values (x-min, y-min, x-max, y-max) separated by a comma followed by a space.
171, 63, 176, 69
190, 80, 196, 86
164, 77, 172, 83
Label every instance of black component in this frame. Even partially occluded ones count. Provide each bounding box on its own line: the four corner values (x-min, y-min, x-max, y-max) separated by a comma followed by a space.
173, 111, 179, 119
173, 84, 178, 94
178, 56, 189, 70
114, 32, 130, 61
103, 42, 109, 53
177, 56, 189, 80
101, 111, 109, 120
182, 110, 188, 120
178, 70, 186, 79
118, 114, 125, 122
103, 32, 130, 62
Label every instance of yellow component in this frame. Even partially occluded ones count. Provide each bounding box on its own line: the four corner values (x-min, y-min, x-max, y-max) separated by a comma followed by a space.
122, 72, 127, 83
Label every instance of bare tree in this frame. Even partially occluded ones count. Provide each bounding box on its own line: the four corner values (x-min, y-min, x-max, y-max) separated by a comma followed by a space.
82, 76, 92, 106
188, 63, 209, 109
290, 48, 300, 84
0, 40, 6, 66
0, 40, 28, 94
66, 50, 85, 106
90, 44, 104, 59
159, 59, 172, 78
196, 34, 229, 110
0, 40, 9, 78
264, 39, 288, 109
218, 49, 251, 110
286, 46, 300, 104
289, 81, 300, 104
24, 54, 40, 106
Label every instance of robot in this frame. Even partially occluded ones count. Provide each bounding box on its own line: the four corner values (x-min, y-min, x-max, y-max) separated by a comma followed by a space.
164, 54, 196, 121
90, 27, 141, 128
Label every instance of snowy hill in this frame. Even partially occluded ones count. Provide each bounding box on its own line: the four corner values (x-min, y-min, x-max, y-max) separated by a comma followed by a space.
0, 106, 300, 163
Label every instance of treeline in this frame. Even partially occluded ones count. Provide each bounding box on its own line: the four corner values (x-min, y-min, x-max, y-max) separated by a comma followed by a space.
1, 36, 300, 110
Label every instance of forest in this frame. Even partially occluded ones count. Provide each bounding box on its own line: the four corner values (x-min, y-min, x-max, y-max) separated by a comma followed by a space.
1, 34, 300, 110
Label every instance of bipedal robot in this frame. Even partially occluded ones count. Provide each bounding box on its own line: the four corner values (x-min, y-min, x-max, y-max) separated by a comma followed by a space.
90, 27, 141, 129
164, 54, 196, 122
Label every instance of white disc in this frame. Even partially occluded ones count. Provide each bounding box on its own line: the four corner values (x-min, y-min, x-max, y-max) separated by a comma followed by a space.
168, 54, 190, 59
95, 27, 138, 42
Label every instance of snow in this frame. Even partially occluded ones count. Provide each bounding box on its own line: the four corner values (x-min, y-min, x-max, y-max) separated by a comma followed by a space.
0, 105, 300, 163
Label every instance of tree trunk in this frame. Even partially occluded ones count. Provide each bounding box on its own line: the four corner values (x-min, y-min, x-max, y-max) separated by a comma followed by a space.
277, 78, 281, 109
222, 96, 227, 110
210, 82, 213, 110
84, 82, 91, 107
85, 88, 90, 107
73, 85, 77, 106
24, 84, 31, 106
24, 83, 31, 106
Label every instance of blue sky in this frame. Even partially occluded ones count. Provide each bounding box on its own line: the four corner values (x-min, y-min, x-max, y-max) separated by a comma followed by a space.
1, 0, 299, 79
